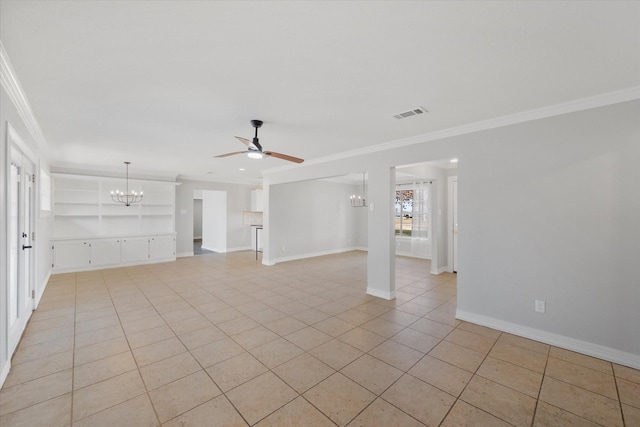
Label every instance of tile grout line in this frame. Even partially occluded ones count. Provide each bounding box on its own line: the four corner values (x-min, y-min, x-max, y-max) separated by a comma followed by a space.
434, 328, 509, 427
611, 366, 627, 427
528, 341, 552, 427
69, 272, 77, 427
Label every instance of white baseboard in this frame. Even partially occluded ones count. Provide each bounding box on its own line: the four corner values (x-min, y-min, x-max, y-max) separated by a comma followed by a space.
226, 246, 252, 253
397, 252, 430, 260
0, 360, 10, 389
354, 247, 368, 252
177, 252, 194, 258
34, 270, 51, 309
366, 287, 396, 300
431, 266, 448, 275
201, 245, 224, 253
51, 256, 177, 273
456, 310, 640, 370
271, 247, 361, 265
262, 259, 275, 266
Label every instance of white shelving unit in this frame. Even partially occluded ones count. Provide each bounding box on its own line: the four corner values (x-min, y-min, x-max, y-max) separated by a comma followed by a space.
51, 173, 178, 272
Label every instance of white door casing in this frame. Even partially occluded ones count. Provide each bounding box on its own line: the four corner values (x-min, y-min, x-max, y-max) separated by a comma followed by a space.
453, 180, 458, 272
448, 175, 458, 273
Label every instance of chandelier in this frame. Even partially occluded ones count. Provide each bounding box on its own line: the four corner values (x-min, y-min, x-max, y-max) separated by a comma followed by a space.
350, 173, 367, 208
111, 162, 143, 206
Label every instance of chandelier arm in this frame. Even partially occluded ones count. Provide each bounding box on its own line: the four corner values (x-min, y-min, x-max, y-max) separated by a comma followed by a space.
111, 162, 143, 206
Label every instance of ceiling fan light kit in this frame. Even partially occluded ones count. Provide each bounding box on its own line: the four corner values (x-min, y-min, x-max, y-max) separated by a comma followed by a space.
215, 120, 304, 164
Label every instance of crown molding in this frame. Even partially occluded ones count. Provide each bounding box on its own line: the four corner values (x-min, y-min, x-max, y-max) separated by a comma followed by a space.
262, 86, 640, 175
177, 174, 262, 187
0, 41, 50, 161
50, 165, 178, 182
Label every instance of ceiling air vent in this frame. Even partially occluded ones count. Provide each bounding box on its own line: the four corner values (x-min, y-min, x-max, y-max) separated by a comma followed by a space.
393, 107, 427, 120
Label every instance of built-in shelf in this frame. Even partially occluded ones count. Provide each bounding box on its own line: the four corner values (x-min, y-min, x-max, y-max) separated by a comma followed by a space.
52, 172, 178, 240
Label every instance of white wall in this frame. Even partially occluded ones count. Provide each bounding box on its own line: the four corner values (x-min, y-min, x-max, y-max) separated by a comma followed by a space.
263, 100, 640, 367
456, 102, 640, 364
202, 190, 226, 252
268, 180, 367, 262
193, 198, 203, 239
175, 179, 254, 256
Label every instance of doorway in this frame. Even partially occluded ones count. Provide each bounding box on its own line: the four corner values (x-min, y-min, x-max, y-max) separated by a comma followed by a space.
192, 194, 213, 255
394, 163, 444, 275
8, 141, 36, 356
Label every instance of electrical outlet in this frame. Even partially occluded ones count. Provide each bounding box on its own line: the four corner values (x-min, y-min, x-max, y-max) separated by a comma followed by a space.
535, 300, 546, 313
281, 245, 286, 252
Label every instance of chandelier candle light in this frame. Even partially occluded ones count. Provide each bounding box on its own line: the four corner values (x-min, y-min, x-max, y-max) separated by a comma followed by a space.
111, 161, 143, 206
350, 173, 367, 208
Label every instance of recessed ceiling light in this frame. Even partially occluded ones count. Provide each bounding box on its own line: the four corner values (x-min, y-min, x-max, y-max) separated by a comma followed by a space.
239, 168, 245, 171
205, 171, 214, 174
450, 158, 459, 163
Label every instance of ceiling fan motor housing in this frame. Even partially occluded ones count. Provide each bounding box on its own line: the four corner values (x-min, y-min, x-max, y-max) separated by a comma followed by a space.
250, 120, 263, 150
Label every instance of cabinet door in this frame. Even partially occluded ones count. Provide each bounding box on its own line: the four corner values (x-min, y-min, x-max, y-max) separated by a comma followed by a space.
150, 235, 175, 260
90, 239, 122, 267
121, 237, 149, 263
53, 240, 90, 270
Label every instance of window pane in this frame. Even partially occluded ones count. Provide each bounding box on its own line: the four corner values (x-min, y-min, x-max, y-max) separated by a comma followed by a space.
400, 190, 413, 236
412, 187, 428, 239
40, 168, 51, 211
395, 191, 402, 235
395, 184, 429, 239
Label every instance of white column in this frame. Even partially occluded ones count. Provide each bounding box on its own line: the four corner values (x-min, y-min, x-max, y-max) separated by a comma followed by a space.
261, 184, 274, 266
366, 167, 396, 300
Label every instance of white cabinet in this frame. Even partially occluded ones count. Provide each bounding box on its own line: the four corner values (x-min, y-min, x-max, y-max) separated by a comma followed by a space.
150, 235, 175, 260
251, 189, 264, 212
122, 237, 150, 263
51, 233, 176, 273
91, 238, 122, 267
52, 240, 90, 271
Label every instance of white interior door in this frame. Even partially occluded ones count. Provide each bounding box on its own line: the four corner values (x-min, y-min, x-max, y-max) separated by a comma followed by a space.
8, 147, 35, 355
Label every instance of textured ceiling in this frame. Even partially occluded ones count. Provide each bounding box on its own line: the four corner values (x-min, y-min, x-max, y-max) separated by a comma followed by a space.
1, 1, 639, 184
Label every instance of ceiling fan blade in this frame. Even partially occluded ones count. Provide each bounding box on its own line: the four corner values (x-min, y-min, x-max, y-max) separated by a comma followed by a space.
264, 151, 304, 164
235, 136, 260, 151
214, 151, 246, 158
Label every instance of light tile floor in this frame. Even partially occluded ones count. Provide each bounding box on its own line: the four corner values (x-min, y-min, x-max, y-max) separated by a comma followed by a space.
1, 251, 638, 426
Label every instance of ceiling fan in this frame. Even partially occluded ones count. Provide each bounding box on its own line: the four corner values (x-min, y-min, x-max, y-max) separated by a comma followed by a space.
214, 120, 304, 164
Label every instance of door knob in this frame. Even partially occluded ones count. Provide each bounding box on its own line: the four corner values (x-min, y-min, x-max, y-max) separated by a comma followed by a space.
22, 245, 32, 250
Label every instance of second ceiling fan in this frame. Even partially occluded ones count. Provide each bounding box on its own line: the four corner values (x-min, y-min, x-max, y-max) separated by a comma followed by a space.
215, 120, 304, 164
